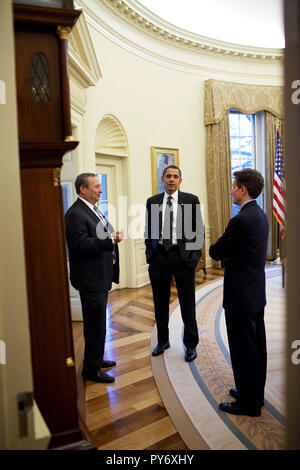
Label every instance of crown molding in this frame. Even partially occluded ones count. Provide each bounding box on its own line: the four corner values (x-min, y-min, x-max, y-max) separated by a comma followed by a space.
87, 0, 283, 62
73, 0, 284, 83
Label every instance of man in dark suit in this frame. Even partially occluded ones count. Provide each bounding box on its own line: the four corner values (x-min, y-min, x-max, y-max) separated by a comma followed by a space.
65, 173, 123, 383
209, 168, 269, 417
145, 165, 204, 362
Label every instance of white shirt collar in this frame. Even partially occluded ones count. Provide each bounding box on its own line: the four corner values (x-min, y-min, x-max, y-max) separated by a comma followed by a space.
163, 190, 178, 203
79, 196, 96, 212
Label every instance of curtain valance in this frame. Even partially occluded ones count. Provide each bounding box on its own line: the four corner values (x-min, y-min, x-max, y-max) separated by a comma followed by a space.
204, 79, 284, 125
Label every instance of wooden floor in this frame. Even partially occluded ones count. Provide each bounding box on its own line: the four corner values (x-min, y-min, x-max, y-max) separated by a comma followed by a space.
72, 268, 224, 450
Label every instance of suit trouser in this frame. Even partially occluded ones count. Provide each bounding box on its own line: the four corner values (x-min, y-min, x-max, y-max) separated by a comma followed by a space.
79, 291, 108, 374
149, 245, 199, 348
225, 308, 267, 410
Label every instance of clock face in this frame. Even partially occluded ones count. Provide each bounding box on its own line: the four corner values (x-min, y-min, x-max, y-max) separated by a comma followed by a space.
13, 0, 65, 7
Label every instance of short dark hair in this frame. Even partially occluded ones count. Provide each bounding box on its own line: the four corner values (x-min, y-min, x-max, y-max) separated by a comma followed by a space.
233, 168, 264, 199
163, 165, 182, 178
75, 173, 96, 194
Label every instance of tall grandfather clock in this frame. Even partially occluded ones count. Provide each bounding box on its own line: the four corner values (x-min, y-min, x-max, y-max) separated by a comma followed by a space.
13, 1, 93, 449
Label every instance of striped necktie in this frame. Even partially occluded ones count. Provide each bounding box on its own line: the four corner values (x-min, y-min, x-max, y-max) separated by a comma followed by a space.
93, 205, 106, 225
162, 196, 173, 251
93, 205, 116, 263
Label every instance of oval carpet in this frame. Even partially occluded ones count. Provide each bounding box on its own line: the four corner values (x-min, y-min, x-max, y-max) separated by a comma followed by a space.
151, 267, 286, 450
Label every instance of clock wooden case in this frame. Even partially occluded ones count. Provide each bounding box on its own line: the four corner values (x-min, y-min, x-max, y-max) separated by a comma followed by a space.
13, 2, 94, 449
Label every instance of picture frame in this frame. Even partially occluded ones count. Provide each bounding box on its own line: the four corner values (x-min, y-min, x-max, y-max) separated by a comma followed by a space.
151, 146, 179, 194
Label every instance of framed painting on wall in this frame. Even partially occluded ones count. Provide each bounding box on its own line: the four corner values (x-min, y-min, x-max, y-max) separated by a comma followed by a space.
151, 146, 179, 194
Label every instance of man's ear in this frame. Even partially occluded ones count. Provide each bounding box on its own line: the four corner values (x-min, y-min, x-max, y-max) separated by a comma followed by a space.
80, 185, 86, 195
241, 185, 248, 196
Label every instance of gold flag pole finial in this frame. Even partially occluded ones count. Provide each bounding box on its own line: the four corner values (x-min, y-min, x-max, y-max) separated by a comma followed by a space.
271, 248, 282, 265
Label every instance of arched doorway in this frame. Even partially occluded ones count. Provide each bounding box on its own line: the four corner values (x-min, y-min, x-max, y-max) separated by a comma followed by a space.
95, 114, 132, 289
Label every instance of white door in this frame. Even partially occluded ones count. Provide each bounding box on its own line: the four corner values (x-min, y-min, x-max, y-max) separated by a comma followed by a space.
96, 155, 127, 290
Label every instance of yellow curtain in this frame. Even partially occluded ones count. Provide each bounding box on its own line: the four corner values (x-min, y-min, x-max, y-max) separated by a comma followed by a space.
264, 112, 285, 260
204, 79, 284, 265
205, 110, 232, 267
204, 79, 284, 124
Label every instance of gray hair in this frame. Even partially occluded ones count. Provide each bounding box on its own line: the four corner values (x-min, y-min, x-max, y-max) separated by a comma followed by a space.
74, 173, 96, 194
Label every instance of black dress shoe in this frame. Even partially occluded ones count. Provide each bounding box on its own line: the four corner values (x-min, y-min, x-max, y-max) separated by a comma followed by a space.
219, 401, 261, 417
152, 342, 170, 356
102, 360, 117, 368
229, 389, 264, 407
229, 388, 239, 400
185, 348, 197, 362
82, 370, 115, 383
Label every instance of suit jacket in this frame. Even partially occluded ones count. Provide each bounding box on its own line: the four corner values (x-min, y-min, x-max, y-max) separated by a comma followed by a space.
209, 200, 269, 312
65, 198, 119, 293
145, 190, 204, 269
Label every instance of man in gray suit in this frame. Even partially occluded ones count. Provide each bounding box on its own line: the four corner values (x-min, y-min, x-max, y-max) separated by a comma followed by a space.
65, 173, 123, 383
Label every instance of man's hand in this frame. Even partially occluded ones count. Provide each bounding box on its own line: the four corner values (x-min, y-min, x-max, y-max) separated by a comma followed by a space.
112, 230, 124, 243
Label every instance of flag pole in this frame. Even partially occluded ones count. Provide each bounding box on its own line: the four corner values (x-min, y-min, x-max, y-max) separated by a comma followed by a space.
271, 223, 282, 265
271, 119, 284, 266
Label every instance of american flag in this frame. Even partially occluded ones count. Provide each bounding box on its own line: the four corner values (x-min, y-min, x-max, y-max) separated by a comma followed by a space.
273, 129, 286, 238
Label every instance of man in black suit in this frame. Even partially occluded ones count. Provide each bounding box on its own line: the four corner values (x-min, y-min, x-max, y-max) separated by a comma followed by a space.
209, 168, 269, 417
65, 173, 123, 383
145, 165, 204, 362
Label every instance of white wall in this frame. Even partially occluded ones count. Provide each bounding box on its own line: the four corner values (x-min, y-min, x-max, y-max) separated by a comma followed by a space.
77, 6, 283, 283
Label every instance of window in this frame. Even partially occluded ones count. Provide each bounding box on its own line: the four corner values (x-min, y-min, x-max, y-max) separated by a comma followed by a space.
96, 173, 108, 219
229, 109, 264, 216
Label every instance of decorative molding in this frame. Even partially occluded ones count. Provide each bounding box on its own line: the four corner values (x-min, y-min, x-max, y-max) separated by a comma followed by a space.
68, 9, 102, 88
95, 114, 128, 156
134, 238, 149, 288
92, 0, 283, 62
53, 168, 61, 186
57, 25, 71, 40
70, 80, 87, 115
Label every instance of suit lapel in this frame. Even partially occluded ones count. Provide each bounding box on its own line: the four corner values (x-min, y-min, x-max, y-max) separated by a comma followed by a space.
177, 191, 184, 239
156, 193, 164, 238
157, 191, 185, 240
76, 198, 103, 225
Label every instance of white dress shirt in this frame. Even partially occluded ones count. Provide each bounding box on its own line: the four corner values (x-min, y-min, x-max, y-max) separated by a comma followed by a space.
79, 197, 106, 224
160, 190, 178, 245
79, 197, 116, 261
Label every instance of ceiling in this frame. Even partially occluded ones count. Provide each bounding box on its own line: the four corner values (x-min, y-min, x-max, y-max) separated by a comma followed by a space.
137, 0, 285, 48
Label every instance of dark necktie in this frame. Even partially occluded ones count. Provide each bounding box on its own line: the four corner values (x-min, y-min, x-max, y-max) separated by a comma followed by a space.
93, 205, 116, 263
162, 196, 173, 251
